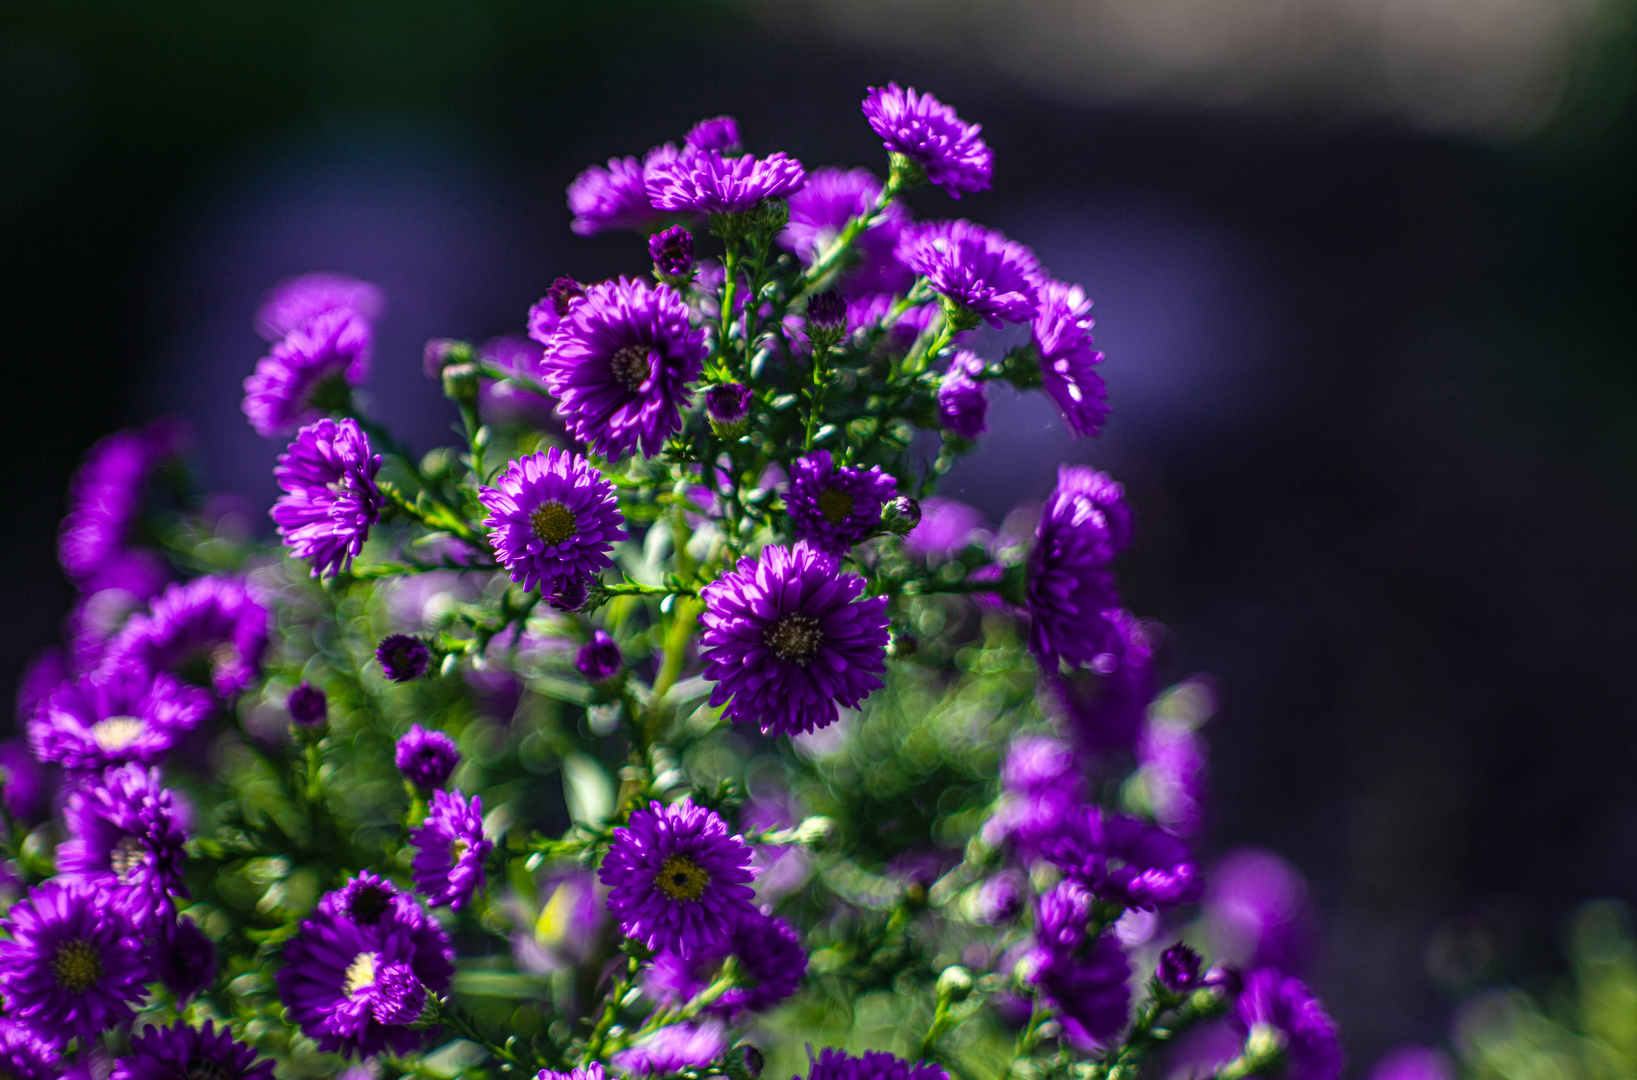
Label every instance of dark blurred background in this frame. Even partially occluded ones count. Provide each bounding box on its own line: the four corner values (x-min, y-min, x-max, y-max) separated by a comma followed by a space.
2, 0, 1633, 1069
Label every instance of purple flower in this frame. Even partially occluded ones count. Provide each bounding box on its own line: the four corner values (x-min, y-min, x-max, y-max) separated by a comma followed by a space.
369, 961, 430, 1025
155, 915, 216, 1003
376, 635, 431, 682
981, 735, 1085, 858
649, 225, 696, 279
529, 277, 589, 346
254, 272, 383, 341
862, 84, 993, 199
784, 451, 898, 555
1369, 1048, 1453, 1080
395, 725, 460, 789
938, 363, 988, 439
686, 116, 741, 153
797, 1048, 947, 1080
567, 146, 677, 237
904, 498, 984, 560
287, 681, 328, 727
112, 1021, 275, 1080
806, 291, 849, 344
0, 739, 46, 822
721, 909, 807, 1013
479, 447, 627, 592
58, 421, 183, 591
338, 871, 404, 925
29, 668, 211, 772
0, 1020, 59, 1080
611, 1020, 728, 1077
647, 149, 806, 215
576, 631, 623, 682
897, 220, 1040, 327
0, 880, 151, 1046
1029, 930, 1132, 1050
410, 789, 492, 909
1035, 880, 1094, 954
102, 576, 270, 698
276, 877, 455, 1058
271, 418, 385, 577
1033, 280, 1109, 437
1205, 849, 1312, 975
537, 1067, 608, 1080
1234, 970, 1344, 1080
57, 764, 189, 929
599, 798, 757, 954
1047, 609, 1157, 754
540, 277, 707, 459
1158, 942, 1204, 994
781, 167, 914, 297
699, 543, 890, 737
705, 382, 753, 432
1136, 714, 1209, 837
1026, 467, 1132, 670
973, 871, 1026, 924
242, 308, 372, 438
1042, 806, 1200, 911
548, 574, 593, 612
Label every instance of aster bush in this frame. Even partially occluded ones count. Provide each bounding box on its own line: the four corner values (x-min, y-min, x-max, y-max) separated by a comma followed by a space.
0, 84, 1345, 1080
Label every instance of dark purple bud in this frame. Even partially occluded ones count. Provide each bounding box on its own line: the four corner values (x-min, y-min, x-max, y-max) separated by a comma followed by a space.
548, 574, 593, 613
286, 681, 328, 727
881, 495, 922, 535
545, 276, 586, 317
1204, 962, 1244, 998
649, 225, 697, 280
807, 291, 848, 336
1157, 942, 1203, 994
706, 382, 753, 432
376, 634, 431, 682
685, 115, 742, 154
155, 916, 216, 1003
395, 724, 461, 789
575, 630, 623, 683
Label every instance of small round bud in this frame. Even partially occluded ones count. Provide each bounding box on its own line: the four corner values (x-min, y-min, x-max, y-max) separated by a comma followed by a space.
441, 361, 480, 403
376, 635, 431, 682
575, 630, 623, 683
548, 574, 594, 613
1244, 1022, 1288, 1066
649, 225, 697, 283
422, 338, 473, 378
706, 382, 753, 437
793, 815, 835, 847
806, 291, 848, 349
1157, 942, 1203, 995
754, 197, 790, 233
724, 1045, 765, 1080
544, 276, 586, 317
881, 496, 922, 535
286, 681, 328, 728
936, 965, 974, 1002
395, 724, 460, 789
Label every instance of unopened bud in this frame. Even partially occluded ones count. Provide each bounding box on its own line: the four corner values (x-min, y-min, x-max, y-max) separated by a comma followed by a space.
806, 291, 848, 350
888, 630, 918, 658
793, 815, 835, 847
755, 197, 790, 233
441, 361, 480, 403
286, 681, 328, 737
936, 965, 974, 1002
423, 337, 474, 378
1156, 942, 1202, 995
649, 225, 696, 285
1244, 1023, 1287, 1067
706, 383, 753, 438
881, 496, 921, 535
724, 1044, 764, 1080
544, 276, 586, 317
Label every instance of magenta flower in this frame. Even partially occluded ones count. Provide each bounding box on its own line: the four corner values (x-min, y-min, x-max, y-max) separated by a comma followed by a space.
271, 417, 384, 577
1033, 279, 1109, 437
1026, 466, 1131, 669
784, 450, 899, 555
479, 446, 627, 592
1041, 805, 1200, 910
58, 420, 183, 592
1233, 970, 1344, 1080
0, 1021, 59, 1080
254, 272, 383, 341
647, 149, 806, 215
30, 668, 212, 772
101, 576, 270, 698
566, 145, 678, 236
797, 1048, 948, 1080
242, 308, 372, 438
410, 789, 492, 909
862, 83, 993, 199
111, 1021, 275, 1080
1029, 929, 1132, 1049
780, 167, 914, 297
897, 220, 1041, 327
56, 764, 190, 929
395, 724, 460, 789
685, 116, 741, 153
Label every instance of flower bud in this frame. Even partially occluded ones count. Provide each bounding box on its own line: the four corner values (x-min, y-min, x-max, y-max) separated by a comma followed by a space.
806, 291, 848, 350
881, 496, 921, 535
544, 276, 586, 317
888, 629, 918, 658
686, 115, 742, 155
286, 681, 328, 734
724, 1045, 765, 1080
1157, 942, 1203, 995
754, 197, 790, 233
1244, 1022, 1288, 1068
441, 361, 480, 404
575, 631, 623, 683
422, 337, 473, 379
649, 225, 696, 285
548, 574, 594, 613
376, 635, 431, 682
706, 382, 753, 438
936, 965, 974, 1003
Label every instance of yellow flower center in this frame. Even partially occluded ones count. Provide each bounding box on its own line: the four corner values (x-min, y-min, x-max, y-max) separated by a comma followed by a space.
344, 951, 380, 998
110, 835, 147, 883
531, 502, 577, 545
52, 939, 103, 992
816, 487, 854, 525
90, 716, 146, 752
608, 344, 652, 393
765, 613, 823, 664
655, 854, 709, 902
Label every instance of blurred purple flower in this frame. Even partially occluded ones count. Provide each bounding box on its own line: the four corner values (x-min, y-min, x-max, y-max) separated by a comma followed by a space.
780, 167, 914, 298
904, 497, 985, 560
254, 272, 383, 341
1205, 848, 1313, 975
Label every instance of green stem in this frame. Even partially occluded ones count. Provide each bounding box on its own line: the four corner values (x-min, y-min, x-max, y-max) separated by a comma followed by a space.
803, 342, 833, 451
378, 482, 482, 545
999, 998, 1051, 1080
718, 238, 743, 378
583, 951, 640, 1064
802, 172, 903, 290
436, 997, 533, 1071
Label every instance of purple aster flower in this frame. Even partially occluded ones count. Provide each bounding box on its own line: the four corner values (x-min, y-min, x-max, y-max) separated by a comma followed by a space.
339, 871, 404, 926
649, 225, 696, 279
1047, 609, 1157, 754
1025, 470, 1130, 670
112, 1020, 275, 1080
0, 880, 151, 1046
58, 420, 183, 591
242, 308, 372, 438
1035, 880, 1094, 954
410, 789, 492, 909
376, 635, 431, 682
1136, 714, 1209, 837
478, 447, 627, 592
254, 272, 383, 341
599, 798, 757, 954
537, 1068, 607, 1080
798, 1048, 947, 1080
938, 363, 988, 439
784, 451, 899, 555
271, 417, 385, 577
686, 116, 742, 153
717, 909, 807, 1013
1029, 930, 1132, 1050
646, 149, 806, 216
395, 725, 460, 789
904, 498, 984, 561
576, 631, 623, 683
287, 681, 328, 727
1033, 280, 1109, 437
611, 1019, 727, 1077
1233, 970, 1344, 1080
0, 1020, 59, 1080
705, 382, 753, 434
1041, 805, 1200, 911
276, 877, 455, 1058
368, 961, 430, 1025
1158, 942, 1204, 994
29, 668, 212, 772
0, 739, 46, 822
1205, 849, 1313, 975
155, 915, 216, 1003
57, 764, 189, 929
897, 220, 1040, 328
566, 145, 677, 237
102, 576, 270, 698
781, 167, 914, 298
862, 84, 993, 199
540, 277, 708, 459
699, 543, 890, 737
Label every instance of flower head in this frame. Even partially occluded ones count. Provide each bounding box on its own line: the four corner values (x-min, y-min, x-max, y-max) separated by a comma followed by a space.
1205, 849, 1312, 975
111, 1021, 276, 1080
1158, 942, 1203, 994
904, 498, 984, 560
395, 725, 460, 789
254, 272, 383, 341
1042, 806, 1200, 910
376, 635, 431, 682
611, 1020, 728, 1078
649, 225, 696, 279
798, 1048, 948, 1080
1046, 609, 1156, 754
1135, 712, 1209, 838
599, 798, 757, 954
719, 909, 808, 1013
685, 116, 741, 153
410, 789, 492, 909
567, 147, 677, 236
699, 543, 890, 737
30, 668, 212, 772
102, 576, 270, 698
647, 150, 806, 215
243, 308, 372, 438
58, 421, 183, 591
897, 220, 1040, 327
781, 167, 914, 297
479, 447, 627, 592
862, 84, 993, 199
56, 764, 190, 929
537, 1067, 608, 1080
155, 915, 216, 1003
576, 631, 623, 683
938, 361, 988, 440
540, 278, 707, 459
271, 418, 385, 577
785, 451, 898, 555
1233, 970, 1344, 1080
0, 1020, 59, 1080
0, 880, 151, 1046
1033, 280, 1109, 437
1026, 466, 1131, 669
276, 877, 455, 1058
1029, 930, 1132, 1049
705, 383, 753, 433
287, 681, 328, 727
